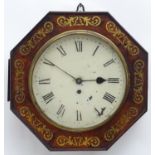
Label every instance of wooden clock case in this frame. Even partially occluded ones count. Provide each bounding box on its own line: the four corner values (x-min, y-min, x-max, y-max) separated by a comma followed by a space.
8, 12, 148, 151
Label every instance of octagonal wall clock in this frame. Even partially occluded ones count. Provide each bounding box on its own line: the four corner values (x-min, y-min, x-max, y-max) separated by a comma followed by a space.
8, 4, 148, 151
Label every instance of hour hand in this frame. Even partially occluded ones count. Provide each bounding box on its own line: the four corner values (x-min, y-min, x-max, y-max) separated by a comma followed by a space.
82, 77, 120, 84
82, 77, 106, 84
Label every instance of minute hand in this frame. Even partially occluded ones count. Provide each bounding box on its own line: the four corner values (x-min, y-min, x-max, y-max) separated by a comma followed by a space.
44, 58, 76, 80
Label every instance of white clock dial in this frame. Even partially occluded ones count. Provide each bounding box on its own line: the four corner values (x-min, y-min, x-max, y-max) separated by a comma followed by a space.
30, 31, 128, 131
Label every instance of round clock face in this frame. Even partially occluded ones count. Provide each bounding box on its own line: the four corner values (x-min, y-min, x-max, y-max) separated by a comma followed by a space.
30, 31, 128, 131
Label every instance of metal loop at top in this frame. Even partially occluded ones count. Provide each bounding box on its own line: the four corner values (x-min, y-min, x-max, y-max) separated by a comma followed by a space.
76, 3, 85, 12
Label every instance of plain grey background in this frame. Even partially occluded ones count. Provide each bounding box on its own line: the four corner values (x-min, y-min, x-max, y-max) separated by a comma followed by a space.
4, 0, 150, 155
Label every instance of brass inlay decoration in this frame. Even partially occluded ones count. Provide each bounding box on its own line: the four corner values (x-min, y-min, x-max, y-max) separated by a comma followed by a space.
133, 59, 144, 104
19, 106, 53, 141
14, 59, 25, 104
57, 16, 101, 27
19, 21, 53, 55
104, 107, 138, 141
106, 21, 139, 56
56, 136, 100, 147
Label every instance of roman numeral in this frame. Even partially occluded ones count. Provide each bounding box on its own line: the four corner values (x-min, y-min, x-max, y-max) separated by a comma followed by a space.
94, 107, 105, 116
39, 78, 50, 84
107, 78, 119, 83
103, 59, 115, 67
76, 110, 82, 121
75, 41, 82, 52
57, 104, 65, 117
43, 58, 54, 66
42, 91, 54, 104
92, 45, 99, 56
57, 45, 67, 56
103, 92, 116, 103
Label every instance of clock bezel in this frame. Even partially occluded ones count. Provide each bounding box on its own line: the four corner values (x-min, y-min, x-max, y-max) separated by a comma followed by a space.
28, 30, 130, 132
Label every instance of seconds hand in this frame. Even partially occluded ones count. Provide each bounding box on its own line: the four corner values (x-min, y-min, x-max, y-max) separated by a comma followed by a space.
43, 58, 76, 80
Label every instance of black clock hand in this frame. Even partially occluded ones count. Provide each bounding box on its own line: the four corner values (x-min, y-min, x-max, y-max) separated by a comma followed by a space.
43, 58, 76, 80
82, 77, 106, 84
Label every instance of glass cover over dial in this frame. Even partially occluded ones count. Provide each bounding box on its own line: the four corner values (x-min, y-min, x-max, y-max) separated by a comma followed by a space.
30, 31, 128, 131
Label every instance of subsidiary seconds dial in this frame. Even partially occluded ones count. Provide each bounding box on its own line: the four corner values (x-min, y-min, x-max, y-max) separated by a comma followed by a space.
30, 31, 128, 131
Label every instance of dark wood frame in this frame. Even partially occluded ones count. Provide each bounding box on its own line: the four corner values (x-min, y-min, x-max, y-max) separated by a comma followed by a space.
9, 12, 148, 151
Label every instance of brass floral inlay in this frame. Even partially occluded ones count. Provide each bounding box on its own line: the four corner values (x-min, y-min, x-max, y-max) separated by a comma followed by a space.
57, 16, 101, 27
106, 21, 139, 56
133, 59, 144, 104
56, 136, 100, 147
19, 106, 53, 141
14, 59, 25, 104
19, 21, 53, 55
104, 107, 138, 141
